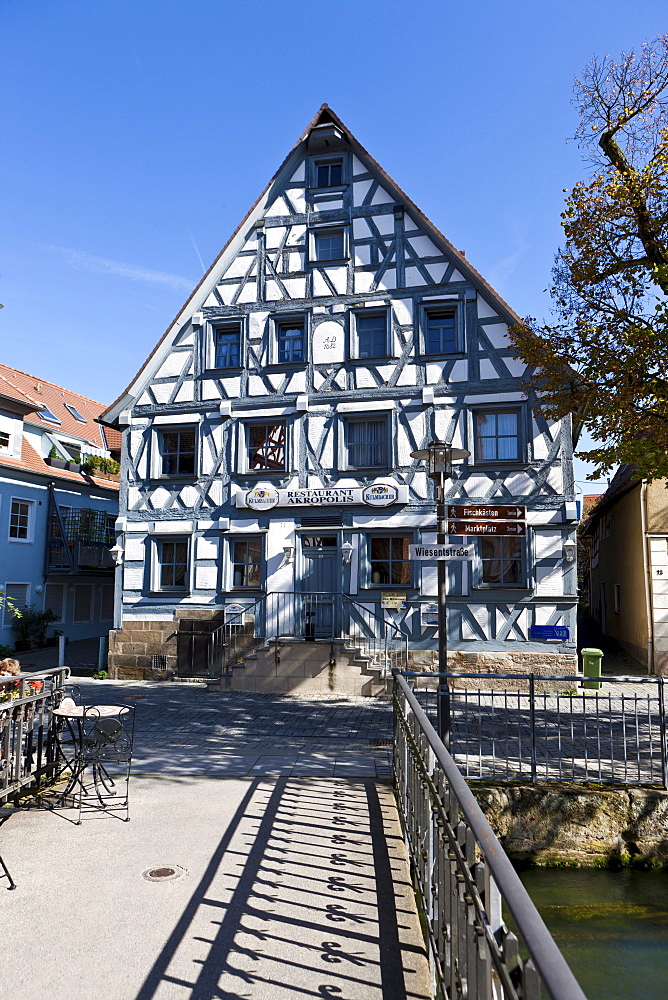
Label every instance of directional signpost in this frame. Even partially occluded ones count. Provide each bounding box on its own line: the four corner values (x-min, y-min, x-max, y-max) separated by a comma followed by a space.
447, 504, 525, 521
448, 521, 526, 536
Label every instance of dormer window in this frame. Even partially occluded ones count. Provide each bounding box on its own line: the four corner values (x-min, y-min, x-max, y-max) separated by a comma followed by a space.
0, 431, 9, 452
38, 406, 61, 425
314, 158, 343, 188
64, 403, 86, 423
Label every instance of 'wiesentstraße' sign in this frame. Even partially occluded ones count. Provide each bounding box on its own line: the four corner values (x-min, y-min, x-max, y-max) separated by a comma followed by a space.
409, 544, 474, 561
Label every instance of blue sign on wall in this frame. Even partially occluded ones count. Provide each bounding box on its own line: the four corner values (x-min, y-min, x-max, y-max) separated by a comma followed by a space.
530, 625, 569, 641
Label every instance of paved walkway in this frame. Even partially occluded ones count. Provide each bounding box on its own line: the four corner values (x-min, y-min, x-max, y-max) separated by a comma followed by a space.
0, 680, 428, 1000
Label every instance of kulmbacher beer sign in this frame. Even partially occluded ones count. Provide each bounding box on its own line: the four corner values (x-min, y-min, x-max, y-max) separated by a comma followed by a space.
237, 482, 409, 511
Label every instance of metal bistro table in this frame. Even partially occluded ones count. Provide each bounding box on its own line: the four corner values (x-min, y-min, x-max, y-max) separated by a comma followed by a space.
51, 701, 134, 820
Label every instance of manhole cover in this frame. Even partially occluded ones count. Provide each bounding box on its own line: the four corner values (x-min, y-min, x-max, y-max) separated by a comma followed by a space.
142, 865, 187, 882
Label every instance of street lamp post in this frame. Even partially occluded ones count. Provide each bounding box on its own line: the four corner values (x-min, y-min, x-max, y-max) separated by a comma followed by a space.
411, 441, 470, 747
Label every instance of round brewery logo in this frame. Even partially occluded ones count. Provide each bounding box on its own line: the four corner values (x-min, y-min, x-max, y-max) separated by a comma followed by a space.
362, 483, 399, 508
245, 484, 279, 511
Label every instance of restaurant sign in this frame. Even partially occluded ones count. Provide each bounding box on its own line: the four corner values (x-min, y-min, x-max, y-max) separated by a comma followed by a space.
237, 481, 409, 511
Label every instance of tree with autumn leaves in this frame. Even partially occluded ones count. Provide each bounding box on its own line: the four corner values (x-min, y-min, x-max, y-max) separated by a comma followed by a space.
510, 35, 668, 481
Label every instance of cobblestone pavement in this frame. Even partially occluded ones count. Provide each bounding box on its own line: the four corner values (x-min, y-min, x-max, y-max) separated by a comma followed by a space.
64, 677, 394, 779
416, 679, 667, 785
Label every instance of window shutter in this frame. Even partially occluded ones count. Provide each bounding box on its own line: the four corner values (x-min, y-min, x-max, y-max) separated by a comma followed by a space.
3, 583, 30, 627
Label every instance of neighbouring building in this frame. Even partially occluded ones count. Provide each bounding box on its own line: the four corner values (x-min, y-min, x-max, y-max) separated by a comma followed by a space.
582, 466, 668, 674
101, 106, 579, 691
0, 363, 120, 650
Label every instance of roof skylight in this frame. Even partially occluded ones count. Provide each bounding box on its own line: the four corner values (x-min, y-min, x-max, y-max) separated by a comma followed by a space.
38, 407, 61, 425
64, 403, 87, 423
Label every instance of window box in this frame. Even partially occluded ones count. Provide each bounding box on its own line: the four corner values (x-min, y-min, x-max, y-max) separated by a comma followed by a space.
46, 456, 67, 470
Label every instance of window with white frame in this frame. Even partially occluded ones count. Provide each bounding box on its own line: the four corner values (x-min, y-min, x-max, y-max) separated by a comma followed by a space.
354, 311, 388, 359
368, 536, 411, 586
275, 317, 305, 364
3, 583, 30, 627
474, 410, 521, 462
9, 498, 34, 541
477, 537, 525, 587
422, 303, 460, 355
312, 158, 344, 188
313, 228, 346, 263
231, 538, 262, 588
213, 322, 242, 368
0, 430, 10, 452
345, 416, 389, 470
158, 428, 196, 477
156, 538, 190, 591
44, 583, 65, 623
246, 422, 287, 472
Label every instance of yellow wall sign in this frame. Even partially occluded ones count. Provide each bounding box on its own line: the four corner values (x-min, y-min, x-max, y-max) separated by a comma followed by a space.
381, 592, 406, 610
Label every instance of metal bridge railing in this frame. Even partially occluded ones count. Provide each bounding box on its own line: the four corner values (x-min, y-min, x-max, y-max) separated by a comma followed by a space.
1, 667, 69, 804
393, 670, 588, 1000
405, 672, 668, 788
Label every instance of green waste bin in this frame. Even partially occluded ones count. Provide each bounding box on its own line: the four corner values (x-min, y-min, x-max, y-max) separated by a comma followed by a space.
581, 647, 603, 690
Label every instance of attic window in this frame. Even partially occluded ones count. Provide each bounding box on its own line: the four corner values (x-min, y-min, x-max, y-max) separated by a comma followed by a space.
64, 403, 86, 423
0, 431, 9, 451
38, 406, 61, 425
314, 158, 343, 188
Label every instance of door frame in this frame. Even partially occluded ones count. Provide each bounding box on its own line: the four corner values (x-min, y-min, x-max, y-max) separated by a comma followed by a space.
297, 531, 341, 637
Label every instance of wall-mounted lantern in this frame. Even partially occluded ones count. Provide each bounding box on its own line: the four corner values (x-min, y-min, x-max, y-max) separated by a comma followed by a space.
341, 540, 354, 565
282, 542, 295, 563
563, 540, 577, 563
109, 542, 124, 566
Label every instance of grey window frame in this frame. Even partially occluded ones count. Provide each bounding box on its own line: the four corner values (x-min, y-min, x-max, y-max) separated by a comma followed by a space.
310, 155, 346, 190
343, 414, 391, 471
419, 299, 464, 356
364, 533, 414, 589
273, 314, 307, 365
310, 225, 348, 265
351, 308, 390, 360
472, 407, 524, 465
229, 536, 264, 590
154, 536, 191, 593
211, 319, 244, 370
472, 535, 528, 590
157, 426, 198, 479
243, 420, 288, 474
0, 431, 11, 451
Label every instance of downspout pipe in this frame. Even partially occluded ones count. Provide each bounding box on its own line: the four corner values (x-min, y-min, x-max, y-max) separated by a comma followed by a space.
640, 481, 654, 675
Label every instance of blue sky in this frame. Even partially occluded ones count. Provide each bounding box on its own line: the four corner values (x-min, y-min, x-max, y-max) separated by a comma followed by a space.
2, 0, 666, 495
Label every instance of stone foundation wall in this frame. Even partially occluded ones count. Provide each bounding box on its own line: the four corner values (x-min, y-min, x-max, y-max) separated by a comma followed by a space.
108, 609, 224, 680
407, 649, 578, 690
472, 784, 668, 866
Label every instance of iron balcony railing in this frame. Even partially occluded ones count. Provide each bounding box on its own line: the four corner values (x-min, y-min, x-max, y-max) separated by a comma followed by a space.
0, 667, 69, 804
405, 672, 668, 789
393, 670, 588, 1000
196, 592, 410, 680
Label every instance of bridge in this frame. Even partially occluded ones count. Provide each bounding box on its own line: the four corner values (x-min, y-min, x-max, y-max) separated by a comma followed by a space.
0, 667, 602, 999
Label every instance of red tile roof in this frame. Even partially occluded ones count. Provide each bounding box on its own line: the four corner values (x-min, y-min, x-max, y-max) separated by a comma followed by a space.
0, 363, 120, 491
0, 362, 112, 448
0, 437, 119, 491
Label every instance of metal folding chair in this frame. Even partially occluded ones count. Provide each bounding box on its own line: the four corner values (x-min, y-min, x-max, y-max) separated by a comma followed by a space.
74, 705, 136, 824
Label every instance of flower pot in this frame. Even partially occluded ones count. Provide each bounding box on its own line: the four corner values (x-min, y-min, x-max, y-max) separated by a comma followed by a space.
46, 456, 67, 470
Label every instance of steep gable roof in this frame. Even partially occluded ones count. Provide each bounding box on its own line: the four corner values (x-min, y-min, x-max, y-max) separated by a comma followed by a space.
100, 105, 524, 426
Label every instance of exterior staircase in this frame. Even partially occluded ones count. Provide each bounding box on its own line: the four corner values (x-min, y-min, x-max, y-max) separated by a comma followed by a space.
207, 637, 391, 697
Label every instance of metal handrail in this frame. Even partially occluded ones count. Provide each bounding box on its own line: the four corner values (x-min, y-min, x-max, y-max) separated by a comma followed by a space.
393, 670, 588, 1000
1, 667, 70, 803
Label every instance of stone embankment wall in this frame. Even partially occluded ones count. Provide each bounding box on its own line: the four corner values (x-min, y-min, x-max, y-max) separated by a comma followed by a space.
473, 784, 668, 867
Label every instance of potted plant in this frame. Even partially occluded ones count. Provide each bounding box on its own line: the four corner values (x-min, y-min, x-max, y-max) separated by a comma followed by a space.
46, 445, 67, 470
82, 455, 120, 480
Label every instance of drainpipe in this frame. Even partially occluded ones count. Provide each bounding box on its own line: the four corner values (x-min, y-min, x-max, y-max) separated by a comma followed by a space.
640, 481, 654, 675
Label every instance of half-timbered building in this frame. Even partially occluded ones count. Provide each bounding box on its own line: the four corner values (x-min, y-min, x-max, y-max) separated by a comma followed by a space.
101, 107, 579, 691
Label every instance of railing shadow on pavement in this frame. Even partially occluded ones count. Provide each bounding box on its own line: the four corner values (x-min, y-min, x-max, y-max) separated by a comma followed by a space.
134, 775, 427, 1000
393, 670, 589, 1000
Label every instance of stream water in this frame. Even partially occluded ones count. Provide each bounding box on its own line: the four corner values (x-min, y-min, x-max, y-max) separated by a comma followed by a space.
520, 868, 668, 1000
